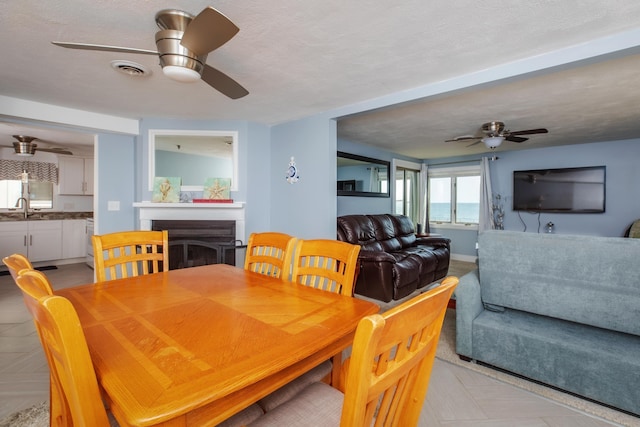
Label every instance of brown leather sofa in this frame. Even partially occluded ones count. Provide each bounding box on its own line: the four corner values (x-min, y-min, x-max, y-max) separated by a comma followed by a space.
337, 214, 450, 302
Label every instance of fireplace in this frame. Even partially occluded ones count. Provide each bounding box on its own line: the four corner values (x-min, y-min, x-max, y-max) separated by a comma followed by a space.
134, 201, 246, 267
152, 220, 243, 270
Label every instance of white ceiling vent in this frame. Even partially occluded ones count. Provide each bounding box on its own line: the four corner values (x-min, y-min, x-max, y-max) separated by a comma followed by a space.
110, 60, 151, 77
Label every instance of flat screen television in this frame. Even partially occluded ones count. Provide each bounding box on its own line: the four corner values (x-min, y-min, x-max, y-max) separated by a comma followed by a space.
513, 166, 606, 213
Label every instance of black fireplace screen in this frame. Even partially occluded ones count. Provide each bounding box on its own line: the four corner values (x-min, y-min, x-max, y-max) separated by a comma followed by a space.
151, 220, 245, 270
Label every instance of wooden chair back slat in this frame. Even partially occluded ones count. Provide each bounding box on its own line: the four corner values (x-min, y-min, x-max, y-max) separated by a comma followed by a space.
244, 232, 297, 279
290, 239, 360, 296
92, 230, 169, 282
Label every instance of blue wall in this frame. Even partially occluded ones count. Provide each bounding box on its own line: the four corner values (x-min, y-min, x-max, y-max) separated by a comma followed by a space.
94, 133, 136, 234
491, 139, 640, 237
270, 116, 337, 239
244, 122, 272, 234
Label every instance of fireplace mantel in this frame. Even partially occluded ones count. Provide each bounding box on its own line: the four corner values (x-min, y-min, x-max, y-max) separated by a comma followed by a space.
133, 201, 246, 244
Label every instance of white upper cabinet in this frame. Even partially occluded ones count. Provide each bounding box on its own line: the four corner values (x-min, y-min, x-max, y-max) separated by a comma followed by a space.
58, 156, 94, 195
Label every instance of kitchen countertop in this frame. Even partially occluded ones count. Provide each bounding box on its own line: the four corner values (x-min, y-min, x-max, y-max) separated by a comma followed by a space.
0, 211, 93, 221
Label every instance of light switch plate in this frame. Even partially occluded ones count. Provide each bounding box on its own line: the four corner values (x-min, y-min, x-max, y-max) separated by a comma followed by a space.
107, 201, 120, 211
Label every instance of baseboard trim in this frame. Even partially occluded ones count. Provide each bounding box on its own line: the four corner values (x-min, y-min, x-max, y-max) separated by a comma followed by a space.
451, 254, 477, 263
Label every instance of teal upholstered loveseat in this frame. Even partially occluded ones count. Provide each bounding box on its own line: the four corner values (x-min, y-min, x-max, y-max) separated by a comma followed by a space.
455, 230, 640, 416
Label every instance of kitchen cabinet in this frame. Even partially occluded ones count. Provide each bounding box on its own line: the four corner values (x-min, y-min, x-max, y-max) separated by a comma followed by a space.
58, 156, 94, 195
62, 219, 87, 259
0, 220, 62, 262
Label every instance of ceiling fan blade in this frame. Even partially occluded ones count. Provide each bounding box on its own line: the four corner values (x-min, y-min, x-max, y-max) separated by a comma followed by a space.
52, 41, 158, 56
466, 140, 483, 147
509, 128, 548, 136
505, 135, 528, 143
180, 7, 239, 55
445, 136, 480, 142
201, 64, 248, 99
37, 147, 73, 155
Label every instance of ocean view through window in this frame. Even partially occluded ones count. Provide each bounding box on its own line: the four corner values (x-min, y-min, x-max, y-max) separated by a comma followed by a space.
428, 165, 480, 226
430, 202, 480, 223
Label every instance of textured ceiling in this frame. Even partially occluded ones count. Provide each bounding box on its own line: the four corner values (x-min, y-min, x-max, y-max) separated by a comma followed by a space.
1, 1, 640, 158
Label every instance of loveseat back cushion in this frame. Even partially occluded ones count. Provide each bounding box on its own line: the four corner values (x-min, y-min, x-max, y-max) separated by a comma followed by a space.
370, 214, 402, 252
478, 230, 640, 336
337, 215, 384, 252
392, 215, 418, 248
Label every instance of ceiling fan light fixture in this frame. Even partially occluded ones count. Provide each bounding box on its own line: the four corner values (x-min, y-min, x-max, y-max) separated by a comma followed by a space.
13, 142, 36, 156
162, 65, 201, 82
483, 136, 504, 149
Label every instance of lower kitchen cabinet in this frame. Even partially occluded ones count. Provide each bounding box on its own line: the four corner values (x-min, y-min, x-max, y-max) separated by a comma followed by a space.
0, 220, 62, 263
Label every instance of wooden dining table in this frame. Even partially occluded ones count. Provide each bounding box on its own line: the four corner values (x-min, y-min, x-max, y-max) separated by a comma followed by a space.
55, 263, 379, 427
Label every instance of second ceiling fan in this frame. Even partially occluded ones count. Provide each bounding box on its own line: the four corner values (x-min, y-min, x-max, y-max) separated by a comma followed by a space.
52, 6, 248, 99
446, 121, 548, 149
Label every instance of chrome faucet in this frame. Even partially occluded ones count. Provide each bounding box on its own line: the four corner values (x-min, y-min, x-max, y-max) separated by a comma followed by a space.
15, 197, 29, 219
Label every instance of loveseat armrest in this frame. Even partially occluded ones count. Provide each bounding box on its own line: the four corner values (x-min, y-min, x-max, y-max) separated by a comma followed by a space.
455, 269, 484, 358
354, 251, 396, 302
357, 250, 396, 264
415, 236, 451, 248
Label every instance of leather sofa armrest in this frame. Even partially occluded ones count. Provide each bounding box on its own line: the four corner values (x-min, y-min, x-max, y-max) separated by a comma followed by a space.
455, 269, 484, 358
354, 251, 396, 302
358, 250, 396, 263
415, 236, 451, 248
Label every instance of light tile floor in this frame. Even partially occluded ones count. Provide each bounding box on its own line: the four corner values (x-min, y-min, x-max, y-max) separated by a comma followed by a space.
0, 262, 631, 426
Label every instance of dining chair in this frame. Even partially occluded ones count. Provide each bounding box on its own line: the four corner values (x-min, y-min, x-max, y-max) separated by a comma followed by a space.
289, 239, 361, 296
92, 230, 169, 281
249, 276, 459, 427
15, 269, 111, 426
3, 255, 71, 425
2, 253, 35, 282
244, 232, 297, 279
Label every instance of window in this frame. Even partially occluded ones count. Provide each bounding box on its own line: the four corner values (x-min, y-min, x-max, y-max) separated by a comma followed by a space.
0, 180, 23, 209
428, 165, 480, 227
0, 180, 53, 209
395, 167, 419, 225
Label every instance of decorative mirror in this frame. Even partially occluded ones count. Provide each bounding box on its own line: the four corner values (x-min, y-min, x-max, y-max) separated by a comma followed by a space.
337, 151, 390, 197
148, 130, 238, 192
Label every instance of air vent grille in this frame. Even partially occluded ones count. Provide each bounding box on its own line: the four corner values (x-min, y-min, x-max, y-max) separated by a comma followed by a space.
110, 60, 151, 77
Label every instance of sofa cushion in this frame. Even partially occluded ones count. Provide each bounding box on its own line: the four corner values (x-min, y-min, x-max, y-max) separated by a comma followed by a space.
472, 308, 640, 416
477, 230, 640, 336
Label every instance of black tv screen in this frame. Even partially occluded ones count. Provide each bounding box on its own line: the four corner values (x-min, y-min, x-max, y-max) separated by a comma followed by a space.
513, 166, 606, 213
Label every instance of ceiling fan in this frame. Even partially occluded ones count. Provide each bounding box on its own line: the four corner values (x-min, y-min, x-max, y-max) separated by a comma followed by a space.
446, 121, 548, 149
52, 6, 248, 99
1, 135, 73, 156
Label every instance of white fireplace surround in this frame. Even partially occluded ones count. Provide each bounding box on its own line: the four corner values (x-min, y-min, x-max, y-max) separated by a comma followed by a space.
133, 202, 246, 245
